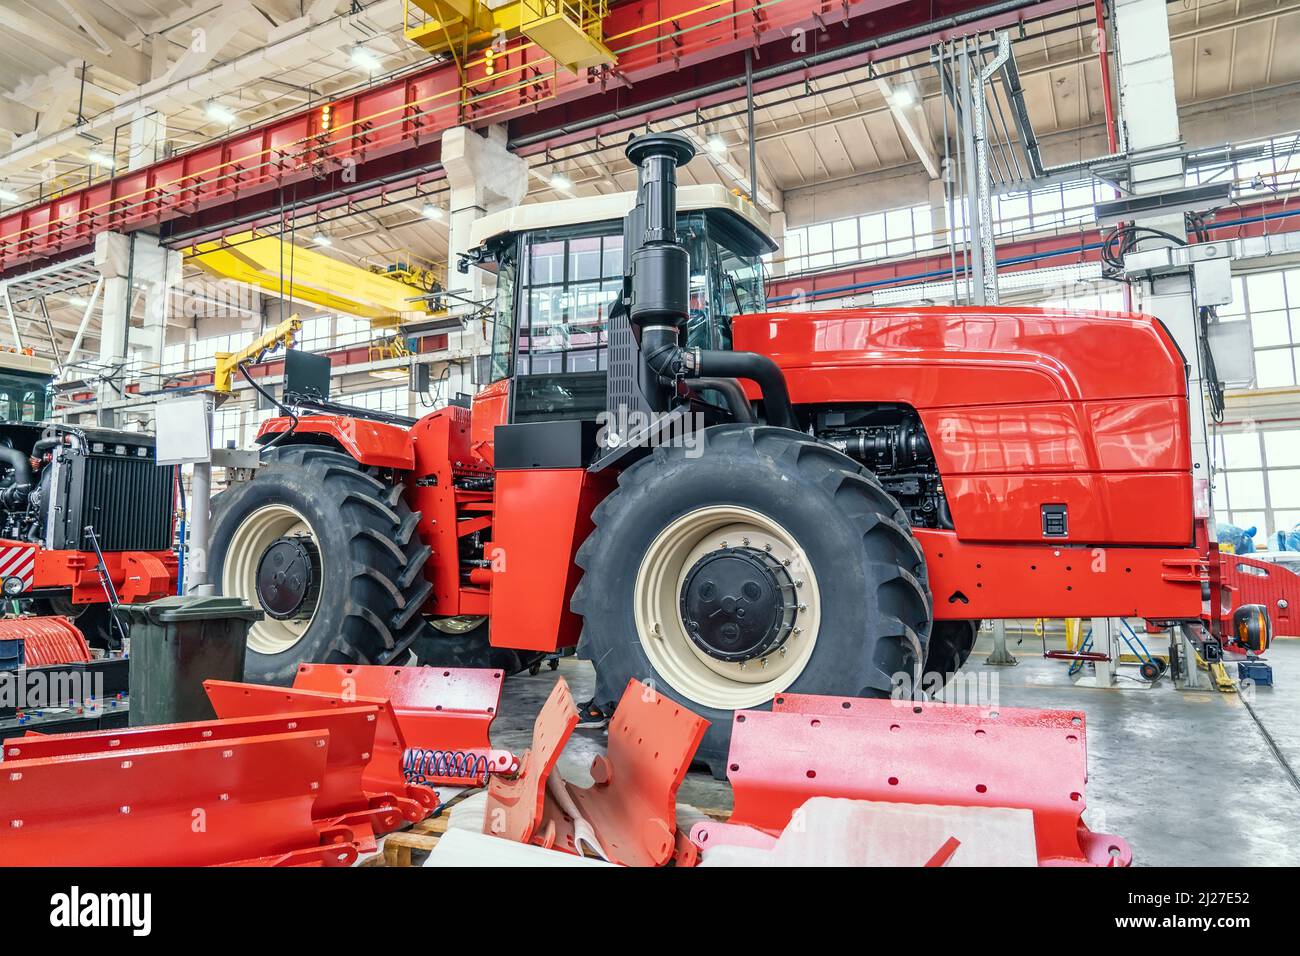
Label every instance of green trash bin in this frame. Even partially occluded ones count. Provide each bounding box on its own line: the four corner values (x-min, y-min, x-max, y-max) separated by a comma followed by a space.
123, 595, 264, 726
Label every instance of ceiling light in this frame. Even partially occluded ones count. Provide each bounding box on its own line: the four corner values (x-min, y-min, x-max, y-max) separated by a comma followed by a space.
87, 151, 114, 169
707, 135, 727, 156
549, 172, 571, 190
0, 187, 18, 203
68, 295, 88, 308
421, 203, 443, 220
887, 87, 915, 109
205, 100, 236, 125
311, 231, 332, 247
351, 45, 381, 72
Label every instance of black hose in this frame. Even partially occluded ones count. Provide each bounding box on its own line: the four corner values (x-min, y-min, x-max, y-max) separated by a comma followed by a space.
691, 377, 755, 423
237, 361, 298, 449
0, 447, 32, 487
696, 351, 798, 430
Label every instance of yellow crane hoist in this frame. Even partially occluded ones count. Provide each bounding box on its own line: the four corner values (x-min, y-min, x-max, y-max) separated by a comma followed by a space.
214, 316, 302, 394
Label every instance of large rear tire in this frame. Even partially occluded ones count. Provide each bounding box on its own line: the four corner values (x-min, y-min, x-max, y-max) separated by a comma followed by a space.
572, 424, 932, 774
924, 619, 981, 687
209, 446, 432, 684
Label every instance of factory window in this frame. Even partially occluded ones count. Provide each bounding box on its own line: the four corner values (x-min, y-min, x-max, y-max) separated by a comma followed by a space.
192, 330, 255, 365
783, 204, 932, 273
334, 315, 372, 349
297, 316, 333, 352
1214, 428, 1300, 544
1214, 268, 1300, 388
342, 387, 407, 415
212, 405, 243, 451
1187, 132, 1300, 199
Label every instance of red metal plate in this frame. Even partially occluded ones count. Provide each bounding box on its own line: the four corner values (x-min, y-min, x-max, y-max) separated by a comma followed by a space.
484, 677, 578, 846
293, 662, 504, 751
560, 680, 708, 867
4, 706, 383, 821
204, 680, 437, 821
728, 693, 1130, 866
0, 730, 344, 866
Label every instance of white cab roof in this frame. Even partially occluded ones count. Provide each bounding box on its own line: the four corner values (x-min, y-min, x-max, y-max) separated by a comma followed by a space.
469, 184, 773, 250
0, 351, 53, 376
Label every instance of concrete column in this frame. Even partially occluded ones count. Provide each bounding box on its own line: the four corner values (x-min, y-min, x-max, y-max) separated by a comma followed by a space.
93, 232, 182, 420
440, 124, 528, 368
129, 110, 167, 171
767, 210, 787, 278
1113, 0, 1213, 491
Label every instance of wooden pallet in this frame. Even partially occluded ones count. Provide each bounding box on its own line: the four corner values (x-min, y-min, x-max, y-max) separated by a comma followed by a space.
360, 802, 730, 867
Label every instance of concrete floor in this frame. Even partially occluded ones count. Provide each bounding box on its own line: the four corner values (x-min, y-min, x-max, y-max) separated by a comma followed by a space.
492, 630, 1300, 866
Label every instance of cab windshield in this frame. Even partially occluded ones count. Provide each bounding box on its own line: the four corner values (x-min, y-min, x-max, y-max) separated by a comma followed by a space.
486, 209, 768, 393
0, 371, 50, 422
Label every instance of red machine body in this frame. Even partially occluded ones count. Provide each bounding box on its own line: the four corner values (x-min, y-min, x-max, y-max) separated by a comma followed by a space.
258, 304, 1208, 653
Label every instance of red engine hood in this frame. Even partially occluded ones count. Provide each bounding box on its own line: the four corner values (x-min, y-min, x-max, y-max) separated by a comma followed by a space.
733, 306, 1194, 548
733, 306, 1188, 405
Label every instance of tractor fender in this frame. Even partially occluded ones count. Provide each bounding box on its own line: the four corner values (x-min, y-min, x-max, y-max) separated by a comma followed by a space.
256, 414, 414, 470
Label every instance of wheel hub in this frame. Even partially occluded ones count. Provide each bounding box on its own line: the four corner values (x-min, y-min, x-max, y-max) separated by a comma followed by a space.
255, 534, 321, 621
679, 547, 797, 662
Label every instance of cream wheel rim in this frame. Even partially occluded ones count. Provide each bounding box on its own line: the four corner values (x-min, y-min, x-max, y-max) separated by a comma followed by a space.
633, 505, 821, 710
222, 503, 321, 655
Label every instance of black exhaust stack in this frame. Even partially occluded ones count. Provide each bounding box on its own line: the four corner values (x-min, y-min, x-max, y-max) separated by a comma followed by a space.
621, 132, 797, 429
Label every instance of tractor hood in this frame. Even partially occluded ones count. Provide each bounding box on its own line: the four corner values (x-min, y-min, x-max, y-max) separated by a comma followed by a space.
733, 306, 1188, 405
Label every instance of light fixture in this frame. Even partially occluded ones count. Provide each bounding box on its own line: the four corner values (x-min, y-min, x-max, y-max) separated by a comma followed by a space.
421, 203, 443, 220
87, 151, 114, 168
205, 100, 236, 125
549, 172, 571, 190
350, 44, 381, 72
311, 231, 332, 247
707, 135, 727, 156
887, 86, 915, 109
68, 295, 88, 308
0, 187, 17, 203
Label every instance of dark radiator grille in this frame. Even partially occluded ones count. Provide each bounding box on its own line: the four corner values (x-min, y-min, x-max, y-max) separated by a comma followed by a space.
78, 453, 175, 552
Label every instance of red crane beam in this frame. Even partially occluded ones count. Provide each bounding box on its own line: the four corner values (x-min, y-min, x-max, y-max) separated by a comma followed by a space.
0, 0, 1076, 278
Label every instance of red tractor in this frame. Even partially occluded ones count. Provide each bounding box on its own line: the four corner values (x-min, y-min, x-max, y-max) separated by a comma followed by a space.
209, 133, 1251, 770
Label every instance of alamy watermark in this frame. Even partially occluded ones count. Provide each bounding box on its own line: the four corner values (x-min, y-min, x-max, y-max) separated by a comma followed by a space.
0, 670, 105, 711
596, 404, 706, 458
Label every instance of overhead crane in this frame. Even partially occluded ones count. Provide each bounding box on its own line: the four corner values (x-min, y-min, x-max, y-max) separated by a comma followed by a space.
0, 0, 1079, 278
189, 231, 451, 329
404, 0, 615, 72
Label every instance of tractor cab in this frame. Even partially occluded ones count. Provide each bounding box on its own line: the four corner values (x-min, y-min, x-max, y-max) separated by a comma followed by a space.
466, 185, 776, 424
0, 350, 52, 424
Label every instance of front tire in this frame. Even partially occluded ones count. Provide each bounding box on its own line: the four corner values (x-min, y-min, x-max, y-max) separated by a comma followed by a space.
572, 424, 932, 773
209, 446, 432, 684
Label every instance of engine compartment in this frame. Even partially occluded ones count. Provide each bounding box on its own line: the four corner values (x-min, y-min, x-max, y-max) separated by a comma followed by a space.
809, 403, 952, 530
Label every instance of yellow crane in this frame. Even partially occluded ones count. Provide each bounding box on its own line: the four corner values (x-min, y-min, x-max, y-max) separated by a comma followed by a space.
214, 316, 302, 394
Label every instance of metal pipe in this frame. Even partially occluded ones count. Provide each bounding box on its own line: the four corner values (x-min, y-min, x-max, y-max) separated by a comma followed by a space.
746, 48, 757, 203
66, 275, 103, 366
1094, 0, 1119, 153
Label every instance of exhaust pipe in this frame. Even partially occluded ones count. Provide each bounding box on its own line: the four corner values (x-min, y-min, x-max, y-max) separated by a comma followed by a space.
622, 132, 798, 430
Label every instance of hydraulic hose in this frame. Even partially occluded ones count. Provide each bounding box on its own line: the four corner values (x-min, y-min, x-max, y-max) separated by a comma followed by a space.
0, 446, 32, 487
691, 377, 755, 423
695, 351, 797, 430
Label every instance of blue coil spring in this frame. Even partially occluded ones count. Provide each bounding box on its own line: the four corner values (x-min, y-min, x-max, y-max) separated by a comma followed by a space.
403, 747, 492, 784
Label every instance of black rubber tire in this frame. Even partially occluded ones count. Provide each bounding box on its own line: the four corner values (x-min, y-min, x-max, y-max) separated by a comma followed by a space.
209, 445, 432, 684
572, 424, 932, 776
410, 618, 542, 675
924, 619, 980, 688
